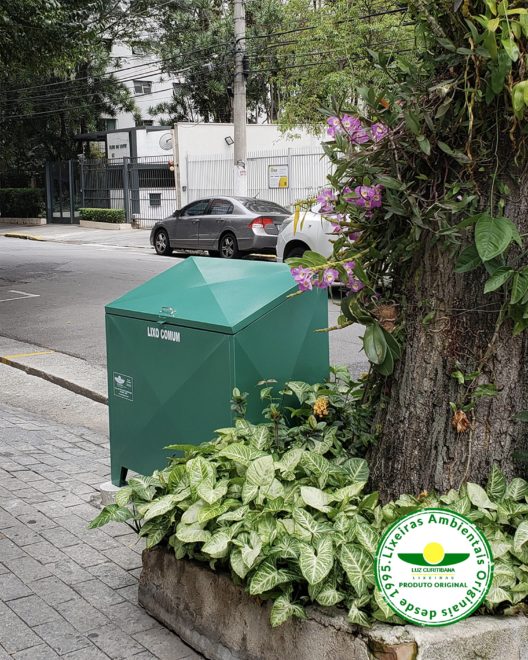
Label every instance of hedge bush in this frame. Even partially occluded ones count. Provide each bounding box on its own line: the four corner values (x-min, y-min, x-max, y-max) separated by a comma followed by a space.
79, 208, 126, 223
0, 188, 44, 218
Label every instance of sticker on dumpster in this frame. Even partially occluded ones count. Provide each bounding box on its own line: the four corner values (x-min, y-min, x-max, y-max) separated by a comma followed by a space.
113, 372, 134, 402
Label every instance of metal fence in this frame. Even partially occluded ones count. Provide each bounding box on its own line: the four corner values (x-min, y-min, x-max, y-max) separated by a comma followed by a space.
45, 156, 177, 227
81, 155, 177, 228
185, 147, 330, 208
45, 149, 330, 226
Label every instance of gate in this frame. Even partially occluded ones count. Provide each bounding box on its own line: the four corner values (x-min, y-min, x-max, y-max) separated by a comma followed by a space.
46, 156, 178, 228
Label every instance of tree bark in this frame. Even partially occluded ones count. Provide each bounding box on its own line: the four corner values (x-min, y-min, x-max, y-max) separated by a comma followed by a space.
369, 170, 528, 500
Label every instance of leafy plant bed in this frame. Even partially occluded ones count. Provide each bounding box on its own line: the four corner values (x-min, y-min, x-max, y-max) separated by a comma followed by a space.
139, 548, 528, 660
91, 375, 528, 628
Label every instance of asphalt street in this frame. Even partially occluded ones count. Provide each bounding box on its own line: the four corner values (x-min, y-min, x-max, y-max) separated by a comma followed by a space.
0, 236, 367, 374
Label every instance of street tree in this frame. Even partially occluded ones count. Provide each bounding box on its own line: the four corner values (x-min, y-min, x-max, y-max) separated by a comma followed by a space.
290, 0, 528, 499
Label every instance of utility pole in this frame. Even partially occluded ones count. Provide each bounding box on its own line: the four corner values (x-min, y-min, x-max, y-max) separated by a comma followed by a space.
233, 0, 247, 196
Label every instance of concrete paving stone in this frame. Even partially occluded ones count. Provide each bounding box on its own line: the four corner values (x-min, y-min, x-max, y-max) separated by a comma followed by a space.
0, 607, 42, 654
73, 579, 125, 608
33, 619, 92, 655
4, 556, 52, 583
63, 543, 108, 568
0, 507, 20, 529
130, 653, 159, 660
15, 454, 44, 466
29, 576, 79, 606
0, 562, 10, 574
17, 511, 56, 532
55, 597, 109, 633
102, 600, 161, 635
24, 540, 71, 565
86, 624, 145, 659
31, 480, 64, 494
88, 562, 137, 590
49, 492, 86, 507
115, 584, 139, 604
132, 627, 197, 660
84, 531, 122, 552
40, 526, 80, 548
62, 645, 112, 659
33, 500, 71, 519
67, 503, 103, 522
0, 572, 33, 601
2, 499, 37, 518
102, 546, 143, 571
0, 536, 28, 560
48, 558, 93, 585
1, 523, 42, 546
11, 644, 61, 659
7, 594, 61, 627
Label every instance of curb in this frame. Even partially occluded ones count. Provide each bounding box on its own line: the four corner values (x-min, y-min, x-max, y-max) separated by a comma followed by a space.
3, 232, 46, 241
0, 356, 108, 405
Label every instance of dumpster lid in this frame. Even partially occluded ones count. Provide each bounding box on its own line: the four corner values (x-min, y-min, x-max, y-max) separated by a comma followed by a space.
105, 256, 298, 333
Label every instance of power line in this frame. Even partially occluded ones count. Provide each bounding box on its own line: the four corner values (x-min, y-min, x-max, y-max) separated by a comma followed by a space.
1, 41, 230, 97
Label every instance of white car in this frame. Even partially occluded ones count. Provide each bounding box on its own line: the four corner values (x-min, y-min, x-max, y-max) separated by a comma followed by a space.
276, 205, 335, 262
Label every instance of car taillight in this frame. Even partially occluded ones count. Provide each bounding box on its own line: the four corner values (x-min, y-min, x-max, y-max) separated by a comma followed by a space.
249, 216, 274, 229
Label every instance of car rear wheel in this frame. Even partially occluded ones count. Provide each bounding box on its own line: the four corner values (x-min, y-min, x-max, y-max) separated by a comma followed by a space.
154, 229, 172, 256
285, 244, 308, 260
219, 233, 240, 259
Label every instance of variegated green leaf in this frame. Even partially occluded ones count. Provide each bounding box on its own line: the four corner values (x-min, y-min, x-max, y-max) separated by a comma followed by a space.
186, 457, 215, 489
218, 443, 264, 466
88, 504, 132, 529
241, 531, 263, 569
347, 603, 371, 627
246, 455, 275, 487
340, 543, 373, 596
514, 520, 528, 553
270, 593, 306, 628
248, 561, 296, 595
300, 486, 333, 513
299, 537, 333, 585
467, 483, 497, 510
143, 494, 183, 522
487, 464, 506, 500
342, 458, 369, 483
355, 522, 379, 555
175, 524, 211, 544
230, 548, 250, 579
201, 529, 232, 558
197, 479, 228, 505
506, 478, 528, 501
114, 486, 133, 507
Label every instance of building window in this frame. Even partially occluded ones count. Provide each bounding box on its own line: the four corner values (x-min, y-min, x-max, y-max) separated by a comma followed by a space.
149, 193, 162, 207
133, 80, 152, 95
135, 118, 154, 127
99, 118, 117, 131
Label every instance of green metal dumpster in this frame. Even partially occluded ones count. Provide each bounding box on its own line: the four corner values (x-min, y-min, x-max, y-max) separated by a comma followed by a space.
106, 256, 329, 485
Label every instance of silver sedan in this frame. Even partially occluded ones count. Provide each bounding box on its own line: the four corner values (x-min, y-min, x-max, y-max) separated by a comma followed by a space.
149, 196, 290, 258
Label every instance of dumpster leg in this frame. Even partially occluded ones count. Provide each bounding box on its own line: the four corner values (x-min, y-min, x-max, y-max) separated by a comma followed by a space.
111, 464, 128, 487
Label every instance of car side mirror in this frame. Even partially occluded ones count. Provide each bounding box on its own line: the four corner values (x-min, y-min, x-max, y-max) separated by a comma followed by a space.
172, 210, 180, 217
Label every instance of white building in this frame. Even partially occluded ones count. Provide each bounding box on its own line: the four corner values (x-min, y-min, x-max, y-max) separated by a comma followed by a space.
100, 43, 177, 130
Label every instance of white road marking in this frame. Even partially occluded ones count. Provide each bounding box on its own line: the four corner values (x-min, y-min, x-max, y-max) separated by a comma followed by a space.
0, 290, 40, 303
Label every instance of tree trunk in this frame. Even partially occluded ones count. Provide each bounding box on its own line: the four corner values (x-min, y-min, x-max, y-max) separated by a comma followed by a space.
369, 170, 528, 500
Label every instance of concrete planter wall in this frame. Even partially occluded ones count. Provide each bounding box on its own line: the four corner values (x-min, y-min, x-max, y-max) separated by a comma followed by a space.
0, 217, 46, 226
79, 219, 133, 230
138, 547, 528, 660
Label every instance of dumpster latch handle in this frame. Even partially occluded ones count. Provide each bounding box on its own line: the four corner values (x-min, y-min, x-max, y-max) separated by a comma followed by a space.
158, 306, 176, 324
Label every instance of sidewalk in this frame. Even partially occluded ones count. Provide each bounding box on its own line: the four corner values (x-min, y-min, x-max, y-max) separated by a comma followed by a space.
0, 401, 202, 659
0, 224, 152, 250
